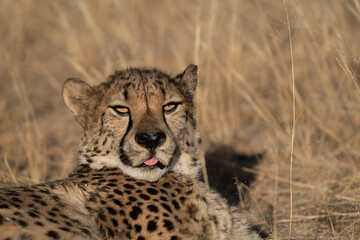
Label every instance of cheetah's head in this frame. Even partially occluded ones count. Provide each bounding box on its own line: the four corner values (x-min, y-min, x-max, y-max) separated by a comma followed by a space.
63, 65, 202, 182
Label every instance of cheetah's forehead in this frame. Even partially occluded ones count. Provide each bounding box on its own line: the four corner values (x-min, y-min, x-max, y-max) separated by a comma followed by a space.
103, 68, 183, 106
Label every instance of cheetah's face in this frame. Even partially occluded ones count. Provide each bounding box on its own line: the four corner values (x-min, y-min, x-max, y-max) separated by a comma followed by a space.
63, 65, 200, 182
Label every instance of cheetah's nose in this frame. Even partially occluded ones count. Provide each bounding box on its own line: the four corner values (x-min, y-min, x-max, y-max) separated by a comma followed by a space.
135, 132, 166, 151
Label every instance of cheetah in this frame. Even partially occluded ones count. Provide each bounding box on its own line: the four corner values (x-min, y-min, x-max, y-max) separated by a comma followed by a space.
0, 65, 260, 239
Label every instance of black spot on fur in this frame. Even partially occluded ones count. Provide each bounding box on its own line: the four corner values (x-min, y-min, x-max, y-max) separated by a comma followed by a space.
135, 224, 142, 233
64, 221, 72, 227
94, 149, 102, 154
59, 214, 69, 219
11, 197, 22, 203
147, 204, 159, 213
38, 200, 47, 206
180, 196, 186, 204
124, 184, 135, 189
140, 194, 150, 200
6, 191, 19, 196
124, 232, 130, 239
146, 188, 158, 195
163, 220, 174, 230
48, 211, 57, 217
81, 228, 91, 235
162, 182, 171, 188
106, 207, 117, 215
47, 231, 60, 239
91, 176, 103, 180
35, 221, 44, 226
147, 220, 157, 232
137, 237, 145, 240
129, 196, 137, 202
123, 89, 128, 100
130, 206, 142, 220
172, 200, 180, 210
161, 203, 172, 213
160, 196, 168, 202
160, 189, 168, 195
112, 199, 123, 207
98, 212, 107, 221
111, 218, 118, 227
16, 219, 28, 227
114, 189, 123, 195
107, 228, 114, 237
135, 182, 145, 186
11, 203, 21, 208
124, 82, 132, 89
28, 211, 39, 218
39, 189, 50, 194
14, 211, 23, 217
160, 86, 166, 96
185, 190, 193, 195
47, 218, 58, 224
123, 219, 132, 230
155, 79, 163, 86
0, 204, 9, 209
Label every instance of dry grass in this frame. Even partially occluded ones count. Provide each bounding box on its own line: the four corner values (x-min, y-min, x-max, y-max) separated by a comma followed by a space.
0, 0, 359, 238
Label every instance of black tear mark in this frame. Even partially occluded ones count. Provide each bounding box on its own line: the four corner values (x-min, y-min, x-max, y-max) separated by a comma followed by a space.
119, 112, 132, 166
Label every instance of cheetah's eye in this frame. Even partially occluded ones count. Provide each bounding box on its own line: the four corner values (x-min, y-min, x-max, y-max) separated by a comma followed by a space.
163, 102, 180, 113
111, 106, 130, 116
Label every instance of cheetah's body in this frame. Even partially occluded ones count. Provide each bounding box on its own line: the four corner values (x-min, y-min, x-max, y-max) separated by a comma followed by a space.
0, 65, 259, 239
0, 167, 258, 239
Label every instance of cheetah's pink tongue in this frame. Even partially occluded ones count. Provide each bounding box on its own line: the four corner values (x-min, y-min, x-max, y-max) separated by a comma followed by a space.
144, 157, 158, 166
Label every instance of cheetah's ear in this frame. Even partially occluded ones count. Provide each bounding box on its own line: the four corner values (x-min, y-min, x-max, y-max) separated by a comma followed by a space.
176, 64, 198, 97
63, 78, 100, 129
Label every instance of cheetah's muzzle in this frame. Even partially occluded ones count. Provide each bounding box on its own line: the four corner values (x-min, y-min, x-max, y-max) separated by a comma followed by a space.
134, 131, 167, 169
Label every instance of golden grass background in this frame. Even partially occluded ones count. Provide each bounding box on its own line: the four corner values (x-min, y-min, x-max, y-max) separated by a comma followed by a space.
0, 0, 359, 238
